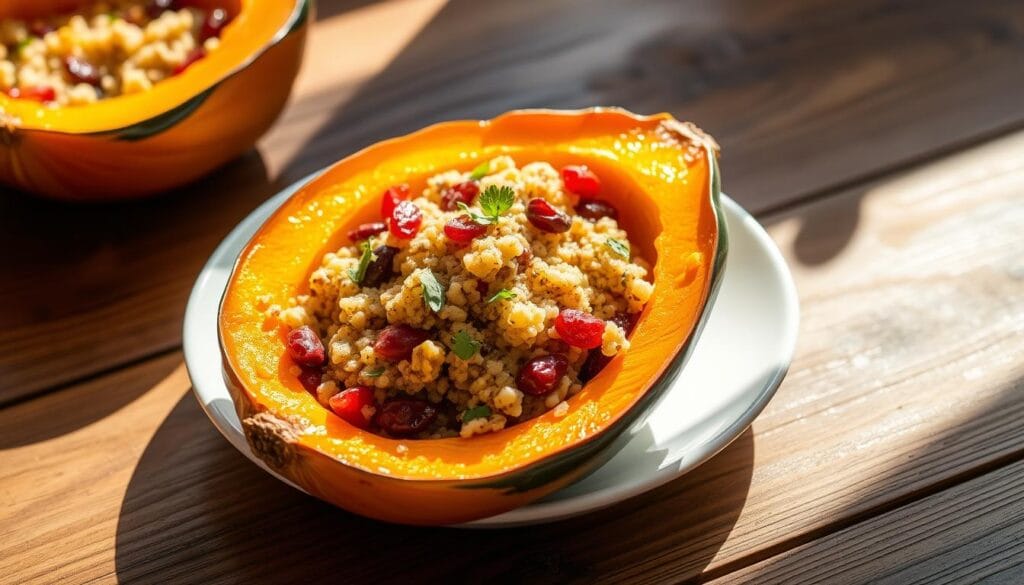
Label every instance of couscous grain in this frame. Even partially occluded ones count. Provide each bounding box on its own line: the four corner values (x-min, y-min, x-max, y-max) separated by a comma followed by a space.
0, 0, 230, 106
274, 157, 654, 438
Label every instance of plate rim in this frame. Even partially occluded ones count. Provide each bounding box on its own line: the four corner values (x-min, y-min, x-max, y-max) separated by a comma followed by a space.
183, 181, 798, 527
464, 196, 797, 527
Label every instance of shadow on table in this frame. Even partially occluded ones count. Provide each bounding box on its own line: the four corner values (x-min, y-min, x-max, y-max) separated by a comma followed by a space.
287, 0, 1024, 271
276, 0, 961, 267
0, 357, 183, 450
279, 0, 724, 185
315, 0, 384, 20
0, 150, 280, 422
731, 373, 1024, 582
0, 150, 273, 322
114, 391, 755, 584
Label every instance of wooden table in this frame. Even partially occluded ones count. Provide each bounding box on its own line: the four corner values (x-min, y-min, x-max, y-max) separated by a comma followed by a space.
2, 1, 1023, 583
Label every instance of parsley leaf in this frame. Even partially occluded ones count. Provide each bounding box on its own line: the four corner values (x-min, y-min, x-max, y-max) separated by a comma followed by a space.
420, 268, 445, 312
487, 289, 517, 303
606, 237, 630, 260
348, 238, 374, 283
456, 201, 495, 225
480, 185, 515, 219
462, 405, 492, 422
364, 367, 385, 378
452, 331, 480, 360
469, 160, 490, 181
457, 185, 515, 224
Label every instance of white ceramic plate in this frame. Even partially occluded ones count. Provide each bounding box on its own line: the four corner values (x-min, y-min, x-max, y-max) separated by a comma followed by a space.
183, 178, 799, 528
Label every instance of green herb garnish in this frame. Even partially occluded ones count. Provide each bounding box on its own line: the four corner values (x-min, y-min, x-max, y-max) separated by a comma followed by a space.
462, 405, 492, 422
457, 185, 515, 225
16, 37, 32, 55
606, 237, 630, 260
452, 331, 480, 360
364, 367, 385, 378
468, 160, 490, 181
486, 289, 517, 303
348, 238, 375, 283
480, 185, 515, 218
420, 268, 445, 312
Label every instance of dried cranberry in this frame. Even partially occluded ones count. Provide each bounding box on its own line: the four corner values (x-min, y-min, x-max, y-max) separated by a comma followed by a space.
555, 309, 605, 349
375, 399, 438, 436
578, 350, 611, 383
526, 198, 571, 233
389, 200, 422, 239
475, 280, 489, 297
374, 324, 431, 361
380, 184, 410, 218
362, 245, 399, 288
64, 56, 100, 86
517, 354, 569, 395
173, 48, 205, 75
561, 165, 601, 197
444, 215, 487, 243
441, 181, 480, 210
200, 8, 231, 41
611, 312, 639, 336
297, 366, 323, 393
8, 86, 56, 103
329, 386, 378, 430
578, 314, 638, 382
347, 221, 387, 242
575, 199, 618, 221
286, 326, 326, 366
28, 21, 55, 37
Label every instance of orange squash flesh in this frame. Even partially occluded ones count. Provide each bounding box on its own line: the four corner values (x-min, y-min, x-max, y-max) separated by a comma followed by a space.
0, 0, 308, 199
219, 108, 724, 525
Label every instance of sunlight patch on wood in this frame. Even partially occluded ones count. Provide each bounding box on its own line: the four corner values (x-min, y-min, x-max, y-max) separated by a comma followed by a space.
260, 0, 449, 176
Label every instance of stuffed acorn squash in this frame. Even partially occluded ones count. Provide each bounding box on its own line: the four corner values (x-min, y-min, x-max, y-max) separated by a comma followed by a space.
0, 0, 309, 199
219, 108, 726, 525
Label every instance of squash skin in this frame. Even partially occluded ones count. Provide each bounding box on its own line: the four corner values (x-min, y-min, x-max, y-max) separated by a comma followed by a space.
219, 108, 725, 525
0, 0, 309, 200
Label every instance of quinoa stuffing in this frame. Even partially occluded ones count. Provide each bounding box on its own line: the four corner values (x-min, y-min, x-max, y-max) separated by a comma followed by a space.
0, 0, 231, 106
269, 157, 655, 439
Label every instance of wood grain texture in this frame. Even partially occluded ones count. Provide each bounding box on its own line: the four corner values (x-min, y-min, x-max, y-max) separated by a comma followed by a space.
689, 128, 1024, 581
2, 126, 1022, 584
270, 0, 1024, 201
0, 355, 756, 584
720, 461, 1024, 584
4, 0, 1024, 402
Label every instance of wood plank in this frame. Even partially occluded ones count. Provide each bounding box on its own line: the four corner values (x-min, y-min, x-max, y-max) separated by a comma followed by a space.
2, 126, 1023, 584
4, 0, 1024, 400
0, 354, 757, 584
719, 460, 1024, 584
688, 127, 1024, 581
0, 155, 277, 404
269, 0, 1024, 202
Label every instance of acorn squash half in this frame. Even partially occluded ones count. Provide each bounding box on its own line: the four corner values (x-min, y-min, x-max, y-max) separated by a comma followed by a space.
219, 108, 726, 525
0, 0, 309, 200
